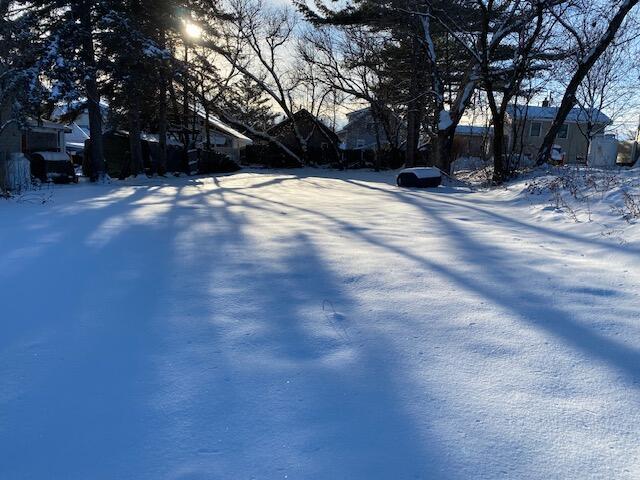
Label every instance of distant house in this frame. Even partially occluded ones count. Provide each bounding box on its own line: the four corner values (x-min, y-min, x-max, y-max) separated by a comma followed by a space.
339, 107, 491, 160
338, 107, 402, 151
505, 103, 612, 164
268, 109, 341, 164
1, 102, 68, 161
452, 125, 493, 160
52, 103, 252, 164
193, 111, 253, 162
51, 102, 109, 157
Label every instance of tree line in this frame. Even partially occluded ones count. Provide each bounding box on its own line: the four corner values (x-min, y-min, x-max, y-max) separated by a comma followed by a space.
1, 0, 639, 183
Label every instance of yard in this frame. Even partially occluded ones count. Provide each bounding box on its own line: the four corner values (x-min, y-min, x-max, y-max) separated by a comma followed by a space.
1, 170, 639, 479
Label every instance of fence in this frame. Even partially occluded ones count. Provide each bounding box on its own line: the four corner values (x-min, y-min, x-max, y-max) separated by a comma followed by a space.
0, 152, 31, 193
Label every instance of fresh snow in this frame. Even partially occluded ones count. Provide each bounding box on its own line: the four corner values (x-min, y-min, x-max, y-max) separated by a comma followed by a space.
399, 167, 442, 179
1, 169, 639, 479
438, 110, 453, 130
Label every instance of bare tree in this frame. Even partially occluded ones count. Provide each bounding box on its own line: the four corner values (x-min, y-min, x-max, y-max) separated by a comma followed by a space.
573, 36, 639, 159
203, 0, 315, 163
537, 0, 640, 164
414, 0, 565, 176
299, 25, 404, 153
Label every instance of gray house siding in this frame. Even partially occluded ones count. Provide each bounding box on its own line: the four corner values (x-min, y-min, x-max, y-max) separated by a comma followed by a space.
505, 105, 611, 164
507, 119, 607, 164
339, 109, 396, 150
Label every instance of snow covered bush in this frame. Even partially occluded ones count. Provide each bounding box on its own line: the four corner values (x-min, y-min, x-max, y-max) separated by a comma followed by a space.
616, 191, 640, 222
524, 166, 639, 223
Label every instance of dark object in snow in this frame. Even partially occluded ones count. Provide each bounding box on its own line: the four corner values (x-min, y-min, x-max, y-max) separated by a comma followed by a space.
244, 143, 303, 168
198, 150, 241, 174
340, 148, 406, 170
84, 131, 189, 178
397, 167, 442, 188
28, 152, 77, 184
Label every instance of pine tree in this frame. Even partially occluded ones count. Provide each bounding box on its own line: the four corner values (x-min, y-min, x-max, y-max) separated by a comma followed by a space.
12, 0, 108, 179
223, 76, 277, 132
1, 2, 53, 133
298, 0, 476, 167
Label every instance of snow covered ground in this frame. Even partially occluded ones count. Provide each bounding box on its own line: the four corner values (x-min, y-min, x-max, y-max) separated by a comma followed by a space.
1, 169, 639, 479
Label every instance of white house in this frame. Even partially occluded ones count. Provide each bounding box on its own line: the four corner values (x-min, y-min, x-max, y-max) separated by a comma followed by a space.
194, 111, 253, 162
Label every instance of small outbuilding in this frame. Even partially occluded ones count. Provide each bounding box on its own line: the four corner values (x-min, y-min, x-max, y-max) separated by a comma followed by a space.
267, 109, 341, 165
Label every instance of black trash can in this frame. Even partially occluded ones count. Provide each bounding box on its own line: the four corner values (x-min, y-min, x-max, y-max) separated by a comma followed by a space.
397, 168, 442, 188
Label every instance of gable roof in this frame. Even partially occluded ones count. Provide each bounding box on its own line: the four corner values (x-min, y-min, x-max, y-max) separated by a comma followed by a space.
51, 100, 109, 123
194, 109, 252, 143
268, 109, 340, 144
506, 104, 611, 124
345, 107, 371, 120
26, 117, 69, 132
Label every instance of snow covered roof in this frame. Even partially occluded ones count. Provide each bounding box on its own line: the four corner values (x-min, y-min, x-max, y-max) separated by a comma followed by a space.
140, 132, 183, 146
506, 104, 611, 124
26, 117, 69, 131
194, 110, 252, 143
71, 122, 91, 140
346, 107, 371, 119
400, 167, 442, 179
456, 125, 493, 136
51, 100, 109, 122
209, 117, 252, 143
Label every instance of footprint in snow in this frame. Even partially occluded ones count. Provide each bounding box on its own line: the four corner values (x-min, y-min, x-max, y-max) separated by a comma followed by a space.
322, 300, 350, 341
197, 448, 221, 455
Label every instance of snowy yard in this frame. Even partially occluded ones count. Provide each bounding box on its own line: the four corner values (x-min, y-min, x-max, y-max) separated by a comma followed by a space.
1, 169, 640, 479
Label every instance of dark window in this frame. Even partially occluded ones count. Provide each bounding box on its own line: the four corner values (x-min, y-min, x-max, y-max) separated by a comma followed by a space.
530, 122, 542, 137
557, 124, 568, 139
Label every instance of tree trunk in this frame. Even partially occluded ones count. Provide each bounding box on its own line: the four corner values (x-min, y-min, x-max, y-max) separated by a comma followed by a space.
76, 0, 105, 181
406, 102, 421, 167
157, 29, 168, 175
128, 103, 143, 176
433, 127, 456, 173
205, 101, 211, 151
492, 116, 507, 184
537, 0, 639, 164
158, 79, 168, 175
183, 46, 190, 158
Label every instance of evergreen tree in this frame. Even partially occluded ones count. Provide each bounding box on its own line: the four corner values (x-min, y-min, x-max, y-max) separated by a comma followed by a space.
223, 75, 277, 132
298, 0, 475, 167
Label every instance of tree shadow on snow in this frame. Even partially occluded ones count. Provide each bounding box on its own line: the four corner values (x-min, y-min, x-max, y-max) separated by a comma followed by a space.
0, 178, 459, 480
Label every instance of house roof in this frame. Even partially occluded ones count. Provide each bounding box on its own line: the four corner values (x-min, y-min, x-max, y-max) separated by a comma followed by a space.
506, 104, 611, 124
51, 101, 109, 123
140, 132, 183, 146
194, 109, 252, 143
26, 117, 69, 132
455, 125, 493, 136
268, 109, 340, 144
346, 107, 371, 119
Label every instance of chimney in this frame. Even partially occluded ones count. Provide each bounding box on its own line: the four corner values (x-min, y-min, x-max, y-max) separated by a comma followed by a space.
542, 98, 550, 108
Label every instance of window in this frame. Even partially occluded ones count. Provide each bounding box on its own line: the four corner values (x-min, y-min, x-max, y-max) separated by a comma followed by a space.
530, 122, 542, 137
557, 124, 568, 139
356, 139, 365, 148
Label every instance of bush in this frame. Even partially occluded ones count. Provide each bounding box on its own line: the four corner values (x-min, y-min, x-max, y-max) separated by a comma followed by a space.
198, 150, 241, 174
